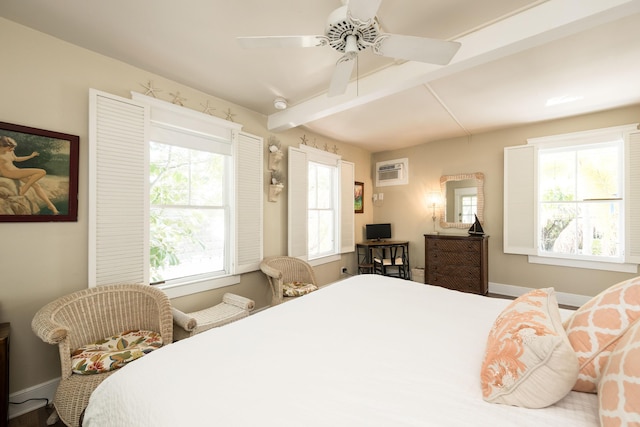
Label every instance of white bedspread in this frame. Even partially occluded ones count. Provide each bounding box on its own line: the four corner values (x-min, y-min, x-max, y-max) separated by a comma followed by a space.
83, 275, 599, 427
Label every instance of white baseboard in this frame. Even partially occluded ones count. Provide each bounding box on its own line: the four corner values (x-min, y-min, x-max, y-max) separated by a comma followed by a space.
489, 281, 591, 308
9, 377, 59, 419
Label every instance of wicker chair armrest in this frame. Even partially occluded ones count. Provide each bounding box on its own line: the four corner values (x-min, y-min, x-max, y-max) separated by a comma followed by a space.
222, 293, 255, 311
31, 305, 68, 344
259, 261, 284, 280
171, 307, 197, 332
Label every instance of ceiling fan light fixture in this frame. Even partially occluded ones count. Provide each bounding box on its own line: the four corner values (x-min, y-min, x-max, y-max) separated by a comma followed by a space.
345, 34, 359, 55
238, 0, 460, 97
273, 97, 288, 110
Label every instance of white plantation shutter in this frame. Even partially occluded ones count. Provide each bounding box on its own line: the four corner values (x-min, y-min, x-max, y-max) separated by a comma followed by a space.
89, 89, 149, 286
288, 146, 308, 258
340, 160, 355, 253
503, 144, 536, 256
627, 132, 640, 264
235, 132, 263, 273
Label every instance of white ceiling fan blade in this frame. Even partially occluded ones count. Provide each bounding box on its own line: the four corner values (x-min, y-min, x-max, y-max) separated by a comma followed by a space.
373, 34, 461, 65
328, 56, 356, 97
347, 0, 382, 24
237, 35, 327, 49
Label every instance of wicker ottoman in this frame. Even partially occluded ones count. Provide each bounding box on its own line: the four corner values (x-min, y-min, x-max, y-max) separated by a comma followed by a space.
172, 293, 255, 341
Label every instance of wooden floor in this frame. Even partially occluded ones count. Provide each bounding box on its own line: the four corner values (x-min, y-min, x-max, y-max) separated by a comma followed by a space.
9, 406, 65, 427
487, 292, 578, 310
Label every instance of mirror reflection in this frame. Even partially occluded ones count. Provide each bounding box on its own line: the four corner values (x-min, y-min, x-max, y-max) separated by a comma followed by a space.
440, 173, 484, 229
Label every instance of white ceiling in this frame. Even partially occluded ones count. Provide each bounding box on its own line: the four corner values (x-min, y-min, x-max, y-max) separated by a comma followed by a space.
2, 0, 640, 152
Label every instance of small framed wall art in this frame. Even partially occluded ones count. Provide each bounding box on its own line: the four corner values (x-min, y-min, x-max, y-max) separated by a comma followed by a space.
0, 121, 79, 222
354, 181, 364, 214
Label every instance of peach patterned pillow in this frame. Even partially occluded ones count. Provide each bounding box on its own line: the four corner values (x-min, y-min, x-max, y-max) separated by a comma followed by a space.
564, 276, 640, 393
598, 319, 640, 426
481, 288, 579, 408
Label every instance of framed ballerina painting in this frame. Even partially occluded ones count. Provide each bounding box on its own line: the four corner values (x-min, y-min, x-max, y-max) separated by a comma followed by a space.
0, 121, 79, 222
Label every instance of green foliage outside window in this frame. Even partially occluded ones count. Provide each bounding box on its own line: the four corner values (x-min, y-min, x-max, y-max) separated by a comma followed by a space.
148, 143, 221, 283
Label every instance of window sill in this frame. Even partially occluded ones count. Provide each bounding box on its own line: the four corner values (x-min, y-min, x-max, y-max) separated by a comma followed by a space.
307, 254, 340, 267
528, 255, 638, 273
158, 274, 241, 299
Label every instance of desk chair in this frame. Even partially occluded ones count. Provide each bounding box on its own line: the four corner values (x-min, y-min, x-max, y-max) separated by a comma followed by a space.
373, 244, 409, 279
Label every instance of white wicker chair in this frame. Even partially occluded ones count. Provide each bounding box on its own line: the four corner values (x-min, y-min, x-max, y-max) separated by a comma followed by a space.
171, 293, 255, 340
260, 256, 319, 305
31, 284, 173, 427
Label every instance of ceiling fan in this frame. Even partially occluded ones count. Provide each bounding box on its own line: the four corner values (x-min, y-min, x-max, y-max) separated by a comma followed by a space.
237, 0, 461, 97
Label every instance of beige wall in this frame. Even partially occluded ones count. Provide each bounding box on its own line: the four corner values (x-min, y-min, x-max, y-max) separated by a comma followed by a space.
4, 14, 638, 402
372, 104, 640, 297
0, 18, 371, 395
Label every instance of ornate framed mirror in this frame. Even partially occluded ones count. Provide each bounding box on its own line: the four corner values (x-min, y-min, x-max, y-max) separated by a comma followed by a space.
439, 172, 484, 229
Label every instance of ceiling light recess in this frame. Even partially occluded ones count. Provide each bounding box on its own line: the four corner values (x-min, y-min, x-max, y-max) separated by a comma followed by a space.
545, 95, 584, 106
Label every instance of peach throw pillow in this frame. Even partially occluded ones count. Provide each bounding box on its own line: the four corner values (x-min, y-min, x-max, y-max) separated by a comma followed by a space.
481, 288, 579, 408
564, 276, 640, 393
598, 319, 640, 426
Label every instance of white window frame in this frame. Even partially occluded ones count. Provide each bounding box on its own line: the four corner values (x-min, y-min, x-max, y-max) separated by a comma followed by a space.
504, 123, 640, 273
89, 89, 262, 298
148, 114, 233, 286
307, 160, 339, 259
454, 187, 477, 224
288, 145, 354, 266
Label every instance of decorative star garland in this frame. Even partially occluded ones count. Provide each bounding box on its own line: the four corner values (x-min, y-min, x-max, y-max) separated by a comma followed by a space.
224, 108, 236, 122
137, 80, 346, 157
201, 100, 216, 115
170, 91, 187, 106
140, 80, 162, 98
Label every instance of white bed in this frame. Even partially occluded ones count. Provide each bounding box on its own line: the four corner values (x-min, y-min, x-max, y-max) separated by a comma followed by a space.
83, 274, 599, 426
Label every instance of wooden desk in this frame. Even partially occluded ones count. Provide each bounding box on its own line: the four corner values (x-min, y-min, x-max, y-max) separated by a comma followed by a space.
1, 323, 9, 427
357, 241, 410, 278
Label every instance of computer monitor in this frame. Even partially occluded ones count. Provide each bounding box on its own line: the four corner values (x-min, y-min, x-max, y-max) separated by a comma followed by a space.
365, 223, 392, 241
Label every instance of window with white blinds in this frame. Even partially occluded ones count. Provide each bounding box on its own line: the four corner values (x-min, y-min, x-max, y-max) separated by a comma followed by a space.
89, 89, 262, 297
504, 124, 640, 273
288, 145, 354, 264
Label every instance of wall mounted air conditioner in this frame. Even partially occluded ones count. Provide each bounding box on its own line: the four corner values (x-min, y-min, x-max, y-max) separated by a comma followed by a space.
376, 158, 409, 187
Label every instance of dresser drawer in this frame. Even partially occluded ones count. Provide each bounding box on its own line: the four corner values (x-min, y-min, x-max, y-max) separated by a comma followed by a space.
426, 250, 480, 267
426, 238, 480, 253
430, 264, 480, 278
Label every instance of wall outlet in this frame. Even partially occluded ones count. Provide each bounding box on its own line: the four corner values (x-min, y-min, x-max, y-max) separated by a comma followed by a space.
341, 266, 348, 274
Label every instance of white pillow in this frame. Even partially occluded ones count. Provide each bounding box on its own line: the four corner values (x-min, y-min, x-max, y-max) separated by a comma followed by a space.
481, 288, 579, 408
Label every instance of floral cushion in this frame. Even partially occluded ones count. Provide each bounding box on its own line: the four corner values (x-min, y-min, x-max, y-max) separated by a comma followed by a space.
282, 281, 318, 297
71, 329, 163, 375
481, 288, 579, 408
598, 318, 640, 426
563, 276, 640, 392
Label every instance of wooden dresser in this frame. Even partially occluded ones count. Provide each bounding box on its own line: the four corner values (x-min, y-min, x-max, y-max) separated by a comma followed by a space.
424, 234, 489, 295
